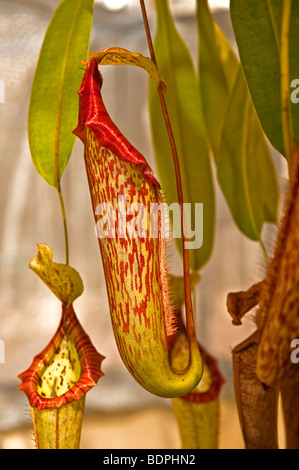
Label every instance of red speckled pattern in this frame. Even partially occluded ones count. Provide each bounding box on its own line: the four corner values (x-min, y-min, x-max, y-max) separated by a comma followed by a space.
73, 57, 176, 388
71, 58, 204, 398
84, 127, 173, 379
18, 304, 105, 410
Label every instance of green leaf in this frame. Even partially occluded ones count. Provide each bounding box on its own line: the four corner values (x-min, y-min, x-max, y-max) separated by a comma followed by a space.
28, 0, 94, 187
196, 0, 239, 164
197, 0, 278, 241
217, 68, 279, 240
29, 243, 84, 306
230, 0, 299, 160
149, 0, 215, 271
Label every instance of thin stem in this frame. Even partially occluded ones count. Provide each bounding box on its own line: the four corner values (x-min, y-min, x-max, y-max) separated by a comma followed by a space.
281, 0, 292, 166
139, 0, 196, 342
57, 182, 69, 265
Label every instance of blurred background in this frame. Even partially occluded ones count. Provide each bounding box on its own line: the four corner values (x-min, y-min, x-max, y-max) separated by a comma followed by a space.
0, 0, 287, 449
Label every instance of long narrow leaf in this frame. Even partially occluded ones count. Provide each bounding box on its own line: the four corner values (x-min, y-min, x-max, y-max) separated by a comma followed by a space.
28, 0, 94, 187
197, 0, 239, 164
230, 0, 299, 160
149, 0, 215, 271
197, 0, 278, 241
218, 68, 278, 240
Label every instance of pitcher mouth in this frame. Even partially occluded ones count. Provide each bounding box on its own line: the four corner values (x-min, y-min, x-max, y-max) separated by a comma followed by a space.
18, 304, 105, 410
